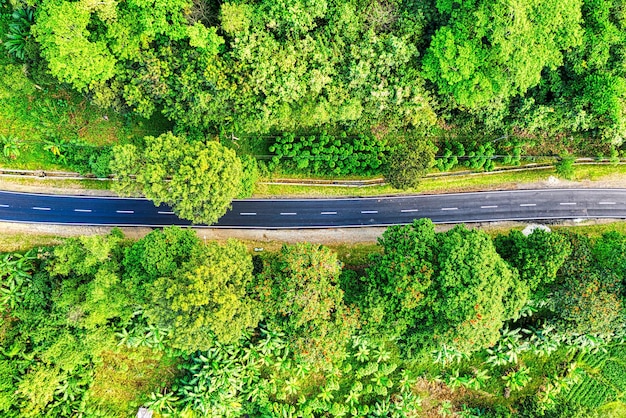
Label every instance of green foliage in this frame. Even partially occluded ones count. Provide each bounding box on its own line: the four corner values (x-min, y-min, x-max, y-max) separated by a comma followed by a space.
435, 140, 499, 172
552, 233, 624, 335
566, 345, 626, 411
0, 135, 21, 160
384, 139, 436, 189
556, 155, 576, 179
3, 221, 626, 415
123, 227, 260, 351
238, 154, 258, 198
49, 229, 131, 329
32, 1, 117, 91
423, 0, 583, 109
363, 219, 528, 354
3, 7, 35, 61
502, 366, 532, 392
268, 132, 390, 176
111, 132, 243, 224
153, 331, 421, 417
145, 239, 260, 351
495, 229, 572, 292
254, 243, 358, 368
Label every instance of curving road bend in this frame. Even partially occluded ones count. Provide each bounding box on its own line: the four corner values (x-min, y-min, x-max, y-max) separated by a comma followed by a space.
0, 189, 625, 229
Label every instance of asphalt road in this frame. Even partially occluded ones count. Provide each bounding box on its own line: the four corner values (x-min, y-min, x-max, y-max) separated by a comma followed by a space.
0, 189, 625, 229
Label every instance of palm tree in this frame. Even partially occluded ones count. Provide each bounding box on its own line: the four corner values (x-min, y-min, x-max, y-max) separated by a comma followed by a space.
4, 8, 35, 61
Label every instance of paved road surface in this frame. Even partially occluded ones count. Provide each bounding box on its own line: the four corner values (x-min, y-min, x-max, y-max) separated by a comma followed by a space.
0, 189, 625, 228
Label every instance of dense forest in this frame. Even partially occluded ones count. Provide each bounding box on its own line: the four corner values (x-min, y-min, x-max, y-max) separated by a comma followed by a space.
0, 223, 625, 416
4, 0, 626, 141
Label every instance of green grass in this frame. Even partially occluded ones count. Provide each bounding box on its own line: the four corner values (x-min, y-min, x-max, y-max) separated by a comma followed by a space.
254, 164, 626, 197
552, 221, 626, 237
0, 50, 171, 173
85, 347, 179, 417
0, 233, 64, 252
0, 177, 113, 191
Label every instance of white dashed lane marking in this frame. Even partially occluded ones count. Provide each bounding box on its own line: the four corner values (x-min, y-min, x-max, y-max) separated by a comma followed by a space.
158, 211, 175, 215
520, 203, 536, 207
321, 211, 337, 215
32, 207, 51, 211
74, 209, 92, 213
361, 210, 378, 214
559, 202, 577, 206
0, 204, 9, 208
400, 209, 419, 213
481, 205, 498, 209
441, 207, 458, 211
116, 210, 134, 214
599, 202, 616, 205
239, 212, 257, 216
280, 212, 297, 215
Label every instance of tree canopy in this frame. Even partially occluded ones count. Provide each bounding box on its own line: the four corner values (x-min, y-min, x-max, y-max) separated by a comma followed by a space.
110, 132, 242, 224
364, 219, 528, 354
423, 0, 583, 109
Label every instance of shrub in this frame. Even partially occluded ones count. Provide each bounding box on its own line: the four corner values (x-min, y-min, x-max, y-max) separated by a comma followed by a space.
268, 131, 389, 176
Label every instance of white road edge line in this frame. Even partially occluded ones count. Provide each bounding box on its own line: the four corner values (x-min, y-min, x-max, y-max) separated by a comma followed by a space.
559, 202, 577, 205
441, 207, 458, 211
520, 203, 536, 207
400, 209, 419, 213
239, 212, 257, 216
280, 212, 297, 215
481, 205, 498, 209
116, 210, 134, 214
32, 207, 51, 211
158, 211, 175, 215
321, 211, 337, 215
74, 209, 92, 213
361, 210, 378, 214
599, 202, 616, 205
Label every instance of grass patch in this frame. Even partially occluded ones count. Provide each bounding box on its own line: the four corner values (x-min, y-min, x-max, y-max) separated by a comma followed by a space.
0, 232, 64, 252
254, 164, 626, 198
0, 177, 113, 192
86, 347, 179, 416
552, 221, 626, 237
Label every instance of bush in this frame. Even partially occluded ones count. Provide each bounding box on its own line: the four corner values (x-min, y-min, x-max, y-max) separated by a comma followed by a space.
384, 140, 435, 189
88, 147, 112, 178
268, 131, 389, 176
555, 155, 575, 179
238, 154, 258, 198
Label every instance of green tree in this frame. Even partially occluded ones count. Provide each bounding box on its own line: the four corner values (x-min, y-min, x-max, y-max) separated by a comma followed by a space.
552, 232, 624, 335
254, 243, 358, 368
48, 229, 131, 329
364, 220, 527, 354
555, 155, 576, 179
428, 225, 527, 353
32, 0, 117, 90
593, 231, 626, 283
123, 227, 260, 351
495, 229, 572, 292
145, 239, 260, 351
110, 132, 243, 224
384, 139, 435, 189
422, 0, 583, 109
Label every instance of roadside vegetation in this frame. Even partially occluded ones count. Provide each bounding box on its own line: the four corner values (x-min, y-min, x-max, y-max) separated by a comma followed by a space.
2, 0, 626, 416
1, 223, 625, 416
2, 0, 626, 223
